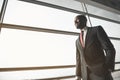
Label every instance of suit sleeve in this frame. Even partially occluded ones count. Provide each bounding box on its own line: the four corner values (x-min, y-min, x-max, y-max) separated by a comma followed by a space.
97, 26, 116, 71
76, 41, 81, 77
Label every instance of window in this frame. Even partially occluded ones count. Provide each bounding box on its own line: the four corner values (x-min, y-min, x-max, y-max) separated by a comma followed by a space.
0, 0, 120, 79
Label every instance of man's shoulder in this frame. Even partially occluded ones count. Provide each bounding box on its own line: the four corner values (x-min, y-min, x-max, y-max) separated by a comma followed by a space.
87, 25, 103, 33
91, 25, 102, 28
88, 25, 103, 30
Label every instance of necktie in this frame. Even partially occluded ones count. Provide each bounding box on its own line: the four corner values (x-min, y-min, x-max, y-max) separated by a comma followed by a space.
80, 31, 84, 48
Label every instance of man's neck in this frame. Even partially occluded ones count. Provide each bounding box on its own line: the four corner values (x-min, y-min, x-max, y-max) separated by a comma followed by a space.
81, 26, 87, 31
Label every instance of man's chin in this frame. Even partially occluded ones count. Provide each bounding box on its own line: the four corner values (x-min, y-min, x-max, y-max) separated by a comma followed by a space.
77, 27, 80, 29
77, 26, 85, 29
77, 27, 83, 29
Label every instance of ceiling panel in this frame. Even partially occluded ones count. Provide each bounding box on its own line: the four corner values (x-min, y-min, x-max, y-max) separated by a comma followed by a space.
91, 0, 120, 11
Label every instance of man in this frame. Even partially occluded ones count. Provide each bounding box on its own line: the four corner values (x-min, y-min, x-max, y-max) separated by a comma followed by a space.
75, 15, 116, 80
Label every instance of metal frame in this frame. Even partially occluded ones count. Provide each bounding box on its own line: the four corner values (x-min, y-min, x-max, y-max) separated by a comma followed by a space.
0, 0, 8, 24
0, 65, 75, 72
0, 62, 119, 72
0, 0, 8, 32
2, 23, 120, 40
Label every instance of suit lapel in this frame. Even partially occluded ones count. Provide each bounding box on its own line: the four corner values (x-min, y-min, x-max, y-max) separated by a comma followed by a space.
85, 27, 95, 50
77, 27, 95, 50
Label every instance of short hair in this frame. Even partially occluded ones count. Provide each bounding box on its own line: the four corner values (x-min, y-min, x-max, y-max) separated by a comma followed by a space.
76, 15, 87, 22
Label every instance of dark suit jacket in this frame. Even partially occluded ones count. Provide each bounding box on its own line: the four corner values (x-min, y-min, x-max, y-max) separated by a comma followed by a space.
76, 26, 116, 79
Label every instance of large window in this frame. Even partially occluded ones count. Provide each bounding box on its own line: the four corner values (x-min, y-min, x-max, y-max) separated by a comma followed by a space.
0, 0, 78, 79
0, 0, 120, 79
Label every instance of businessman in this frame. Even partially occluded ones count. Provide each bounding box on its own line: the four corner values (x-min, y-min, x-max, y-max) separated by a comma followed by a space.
75, 15, 116, 80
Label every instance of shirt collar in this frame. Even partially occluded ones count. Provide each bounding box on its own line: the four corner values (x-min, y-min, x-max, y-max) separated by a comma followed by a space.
81, 26, 87, 32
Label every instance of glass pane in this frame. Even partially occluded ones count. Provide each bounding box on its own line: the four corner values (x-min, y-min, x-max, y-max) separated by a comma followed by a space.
3, 0, 78, 32
0, 28, 77, 68
111, 40, 120, 63
115, 64, 120, 70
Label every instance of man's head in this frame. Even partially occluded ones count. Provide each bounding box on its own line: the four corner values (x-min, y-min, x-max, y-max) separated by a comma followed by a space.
74, 15, 87, 29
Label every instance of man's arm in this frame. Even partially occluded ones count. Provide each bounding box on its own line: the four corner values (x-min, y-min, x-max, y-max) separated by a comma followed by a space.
97, 26, 116, 71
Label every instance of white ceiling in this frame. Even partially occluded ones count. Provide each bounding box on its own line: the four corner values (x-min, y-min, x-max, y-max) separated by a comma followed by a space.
75, 0, 120, 15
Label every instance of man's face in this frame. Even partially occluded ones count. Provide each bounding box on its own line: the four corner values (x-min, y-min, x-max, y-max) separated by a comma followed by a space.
74, 17, 86, 29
